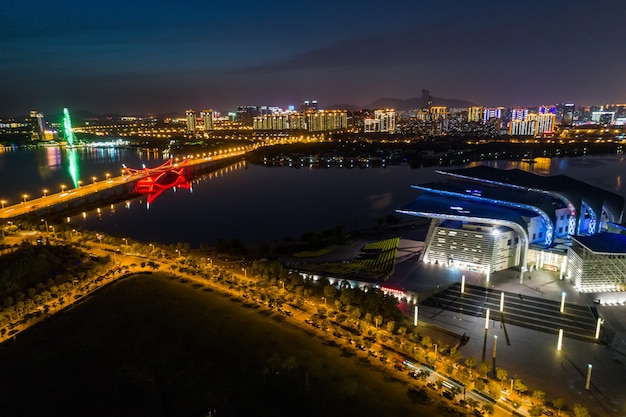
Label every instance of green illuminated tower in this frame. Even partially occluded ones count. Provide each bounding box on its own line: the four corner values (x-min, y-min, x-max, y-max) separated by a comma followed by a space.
63, 108, 77, 146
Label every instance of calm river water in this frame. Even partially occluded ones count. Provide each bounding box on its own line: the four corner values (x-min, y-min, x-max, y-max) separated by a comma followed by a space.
0, 147, 624, 246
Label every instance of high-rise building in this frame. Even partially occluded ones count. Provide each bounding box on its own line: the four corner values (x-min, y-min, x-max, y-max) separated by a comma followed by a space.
508, 112, 555, 136
29, 110, 44, 140
561, 103, 575, 126
201, 109, 213, 131
186, 110, 197, 132
305, 110, 347, 132
430, 107, 447, 120
300, 100, 318, 112
511, 108, 529, 121
364, 109, 396, 133
483, 107, 503, 122
468, 107, 484, 123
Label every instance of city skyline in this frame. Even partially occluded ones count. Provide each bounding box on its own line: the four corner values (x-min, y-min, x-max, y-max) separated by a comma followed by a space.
2, 0, 625, 116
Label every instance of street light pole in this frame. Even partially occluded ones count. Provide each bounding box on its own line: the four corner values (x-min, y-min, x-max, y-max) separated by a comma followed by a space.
585, 364, 592, 390
485, 308, 490, 330
492, 335, 497, 377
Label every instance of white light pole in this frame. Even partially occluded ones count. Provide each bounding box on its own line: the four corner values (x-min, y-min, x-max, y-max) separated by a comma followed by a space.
560, 292, 566, 313
414, 305, 418, 327
492, 335, 497, 377
461, 275, 465, 294
585, 364, 592, 390
485, 308, 490, 329
595, 317, 602, 339
500, 291, 505, 312
557, 328, 563, 351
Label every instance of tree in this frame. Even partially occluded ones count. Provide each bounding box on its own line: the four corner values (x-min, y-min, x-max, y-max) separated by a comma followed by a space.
552, 397, 565, 416
386, 320, 395, 333
474, 378, 486, 391
573, 404, 590, 417
531, 390, 545, 405
495, 367, 508, 381
323, 284, 336, 300
482, 403, 495, 416
487, 381, 501, 400
364, 312, 372, 324
457, 367, 470, 384
513, 378, 527, 394
529, 405, 544, 417
464, 356, 477, 377
374, 315, 383, 328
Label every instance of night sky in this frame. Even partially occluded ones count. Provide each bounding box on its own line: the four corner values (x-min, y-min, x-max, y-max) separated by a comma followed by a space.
2, 0, 625, 116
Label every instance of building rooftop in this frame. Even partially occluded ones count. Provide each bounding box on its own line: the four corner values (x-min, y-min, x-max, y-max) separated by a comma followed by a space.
572, 233, 626, 254
439, 166, 625, 223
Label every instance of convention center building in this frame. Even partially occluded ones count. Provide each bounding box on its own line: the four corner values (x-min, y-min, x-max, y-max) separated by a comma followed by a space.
397, 166, 626, 293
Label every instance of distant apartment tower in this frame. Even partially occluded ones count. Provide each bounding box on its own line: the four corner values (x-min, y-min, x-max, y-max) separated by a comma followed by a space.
253, 112, 308, 131
430, 106, 447, 120
300, 100, 318, 112
509, 112, 555, 136
468, 106, 484, 122
29, 110, 45, 140
186, 110, 197, 132
483, 107, 503, 122
560, 103, 575, 126
511, 108, 529, 121
201, 109, 213, 131
364, 109, 396, 133
535, 113, 556, 134
306, 110, 347, 132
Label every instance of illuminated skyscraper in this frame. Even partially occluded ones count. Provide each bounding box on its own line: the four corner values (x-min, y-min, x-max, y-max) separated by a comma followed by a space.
364, 109, 396, 133
201, 109, 213, 131
483, 107, 503, 122
561, 103, 575, 126
305, 110, 347, 132
509, 113, 555, 136
186, 110, 197, 132
511, 108, 529, 121
300, 100, 318, 112
430, 106, 447, 120
29, 110, 44, 140
468, 106, 484, 122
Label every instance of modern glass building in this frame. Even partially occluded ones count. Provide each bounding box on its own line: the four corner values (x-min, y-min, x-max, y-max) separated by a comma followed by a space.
398, 166, 626, 291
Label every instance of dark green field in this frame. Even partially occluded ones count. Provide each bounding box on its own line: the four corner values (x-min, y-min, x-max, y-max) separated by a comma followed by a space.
0, 273, 447, 417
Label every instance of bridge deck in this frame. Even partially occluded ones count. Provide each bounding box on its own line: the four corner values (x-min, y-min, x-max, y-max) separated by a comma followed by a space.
0, 151, 245, 220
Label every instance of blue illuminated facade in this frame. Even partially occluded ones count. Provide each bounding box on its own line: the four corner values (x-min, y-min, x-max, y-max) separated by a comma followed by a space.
398, 167, 625, 281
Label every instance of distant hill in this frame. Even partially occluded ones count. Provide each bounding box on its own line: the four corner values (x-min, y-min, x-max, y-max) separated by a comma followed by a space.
325, 95, 476, 112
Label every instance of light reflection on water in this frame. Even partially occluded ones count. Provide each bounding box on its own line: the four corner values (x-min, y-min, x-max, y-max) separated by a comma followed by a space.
1, 148, 625, 246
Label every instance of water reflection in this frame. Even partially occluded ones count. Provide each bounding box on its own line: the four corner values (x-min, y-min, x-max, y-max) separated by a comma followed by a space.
67, 148, 80, 188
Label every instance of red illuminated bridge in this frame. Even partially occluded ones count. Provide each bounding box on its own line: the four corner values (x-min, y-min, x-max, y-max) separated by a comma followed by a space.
0, 150, 247, 219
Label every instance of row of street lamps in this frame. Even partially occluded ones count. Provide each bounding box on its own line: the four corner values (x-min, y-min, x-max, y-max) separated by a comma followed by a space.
2, 172, 114, 207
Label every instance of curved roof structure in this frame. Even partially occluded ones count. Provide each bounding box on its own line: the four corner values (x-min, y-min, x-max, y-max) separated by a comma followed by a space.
440, 166, 625, 228
412, 178, 563, 245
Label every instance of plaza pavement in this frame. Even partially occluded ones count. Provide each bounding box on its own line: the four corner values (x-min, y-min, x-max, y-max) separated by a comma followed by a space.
388, 239, 626, 417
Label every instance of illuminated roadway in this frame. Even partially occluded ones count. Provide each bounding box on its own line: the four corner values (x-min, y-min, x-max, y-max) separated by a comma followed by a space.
0, 150, 247, 220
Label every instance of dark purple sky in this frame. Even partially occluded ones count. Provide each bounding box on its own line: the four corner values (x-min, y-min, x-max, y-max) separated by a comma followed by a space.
1, 0, 625, 116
